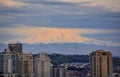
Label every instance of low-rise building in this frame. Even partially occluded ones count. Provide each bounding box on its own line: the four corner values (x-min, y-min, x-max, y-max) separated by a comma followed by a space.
51, 66, 67, 77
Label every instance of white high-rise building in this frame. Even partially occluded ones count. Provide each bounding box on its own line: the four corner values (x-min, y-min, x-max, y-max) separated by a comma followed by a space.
34, 53, 51, 77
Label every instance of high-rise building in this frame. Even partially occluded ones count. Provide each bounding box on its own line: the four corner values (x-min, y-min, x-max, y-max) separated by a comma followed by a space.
34, 53, 51, 77
8, 43, 22, 54
0, 49, 18, 77
51, 66, 67, 77
90, 49, 113, 77
0, 44, 34, 77
18, 53, 34, 77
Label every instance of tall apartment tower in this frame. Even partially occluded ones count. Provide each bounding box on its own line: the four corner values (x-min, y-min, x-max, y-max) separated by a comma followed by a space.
90, 49, 113, 77
34, 53, 51, 77
18, 53, 34, 77
0, 49, 18, 77
8, 43, 22, 54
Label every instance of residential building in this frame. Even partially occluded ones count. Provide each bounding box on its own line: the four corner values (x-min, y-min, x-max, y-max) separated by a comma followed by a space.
34, 53, 51, 77
0, 49, 18, 77
18, 53, 34, 77
90, 49, 113, 77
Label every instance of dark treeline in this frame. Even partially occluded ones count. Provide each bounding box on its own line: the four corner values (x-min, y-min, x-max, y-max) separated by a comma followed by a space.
48, 53, 120, 67
48, 54, 89, 65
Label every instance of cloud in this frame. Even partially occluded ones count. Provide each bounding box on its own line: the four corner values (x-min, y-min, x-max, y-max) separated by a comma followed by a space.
0, 0, 26, 7
0, 26, 120, 46
82, 2, 97, 7
24, 0, 120, 11
2, 0, 119, 11
58, 0, 120, 11
0, 0, 120, 29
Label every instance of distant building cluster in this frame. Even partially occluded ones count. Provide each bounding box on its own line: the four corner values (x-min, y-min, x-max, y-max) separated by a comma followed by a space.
0, 43, 118, 77
0, 44, 34, 77
60, 62, 90, 68
0, 44, 67, 77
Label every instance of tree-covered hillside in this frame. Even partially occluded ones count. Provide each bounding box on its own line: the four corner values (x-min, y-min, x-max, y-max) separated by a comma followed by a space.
48, 54, 89, 65
48, 54, 120, 67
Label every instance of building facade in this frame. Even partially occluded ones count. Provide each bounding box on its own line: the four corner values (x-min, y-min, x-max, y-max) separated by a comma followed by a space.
51, 66, 67, 77
0, 49, 18, 77
90, 49, 113, 77
18, 53, 34, 77
34, 53, 51, 77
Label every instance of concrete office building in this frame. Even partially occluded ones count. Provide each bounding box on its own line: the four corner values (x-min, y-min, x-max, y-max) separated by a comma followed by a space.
8, 43, 22, 54
90, 49, 113, 77
34, 53, 51, 77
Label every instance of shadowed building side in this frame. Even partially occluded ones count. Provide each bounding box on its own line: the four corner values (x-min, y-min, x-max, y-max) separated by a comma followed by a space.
8, 43, 22, 54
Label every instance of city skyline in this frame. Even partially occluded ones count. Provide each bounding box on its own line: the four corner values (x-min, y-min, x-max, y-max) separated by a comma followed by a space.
1, 43, 119, 77
0, 0, 120, 55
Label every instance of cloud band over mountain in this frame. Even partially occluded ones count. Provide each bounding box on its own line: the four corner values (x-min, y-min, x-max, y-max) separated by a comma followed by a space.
0, 26, 120, 47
